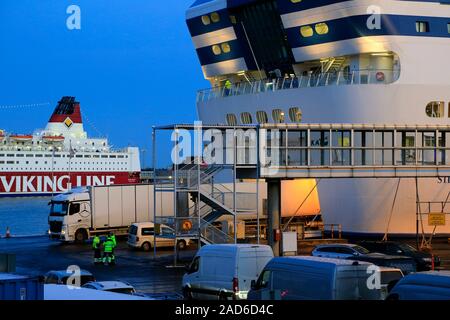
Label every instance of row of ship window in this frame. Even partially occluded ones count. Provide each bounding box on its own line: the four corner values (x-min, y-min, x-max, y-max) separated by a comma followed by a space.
425, 101, 450, 118
207, 21, 443, 54
0, 153, 127, 158
201, 12, 239, 26
201, 12, 221, 25
0, 160, 128, 165
203, 17, 449, 53
226, 107, 302, 125
2, 141, 107, 146
416, 21, 450, 34
226, 102, 450, 124
0, 167, 129, 171
212, 43, 231, 56
299, 21, 450, 38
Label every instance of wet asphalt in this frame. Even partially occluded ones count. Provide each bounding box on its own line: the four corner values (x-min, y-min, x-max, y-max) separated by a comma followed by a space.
2, 235, 450, 298
0, 235, 197, 296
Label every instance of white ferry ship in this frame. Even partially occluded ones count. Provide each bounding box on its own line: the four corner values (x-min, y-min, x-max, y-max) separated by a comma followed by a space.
186, 0, 450, 236
0, 96, 140, 196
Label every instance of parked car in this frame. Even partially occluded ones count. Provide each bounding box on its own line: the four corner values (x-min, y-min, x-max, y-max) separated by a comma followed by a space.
311, 244, 371, 259
359, 241, 440, 271
45, 284, 151, 300
82, 281, 137, 295
182, 244, 274, 300
247, 256, 383, 300
348, 253, 416, 274
44, 270, 95, 287
311, 244, 417, 274
143, 292, 184, 300
377, 267, 404, 299
387, 271, 450, 300
127, 222, 190, 251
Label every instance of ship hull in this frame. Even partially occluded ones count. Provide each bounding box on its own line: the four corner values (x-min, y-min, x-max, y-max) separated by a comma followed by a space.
0, 171, 140, 197
317, 177, 450, 237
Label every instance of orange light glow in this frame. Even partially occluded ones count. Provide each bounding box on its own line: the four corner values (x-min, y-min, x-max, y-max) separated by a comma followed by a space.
281, 179, 321, 217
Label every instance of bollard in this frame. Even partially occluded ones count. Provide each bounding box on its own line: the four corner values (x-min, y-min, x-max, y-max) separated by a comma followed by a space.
5, 227, 11, 238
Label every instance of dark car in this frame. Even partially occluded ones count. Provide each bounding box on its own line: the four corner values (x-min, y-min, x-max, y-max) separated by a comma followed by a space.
311, 243, 417, 274
44, 270, 96, 287
359, 241, 440, 271
348, 252, 417, 274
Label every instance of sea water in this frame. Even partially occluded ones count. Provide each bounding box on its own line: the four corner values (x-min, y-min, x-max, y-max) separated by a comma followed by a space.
0, 197, 51, 237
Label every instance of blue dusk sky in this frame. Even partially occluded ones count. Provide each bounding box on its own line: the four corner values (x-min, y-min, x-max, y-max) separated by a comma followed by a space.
0, 1, 207, 167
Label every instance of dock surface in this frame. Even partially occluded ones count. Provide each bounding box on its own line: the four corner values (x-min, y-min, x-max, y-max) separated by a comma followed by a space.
0, 236, 196, 296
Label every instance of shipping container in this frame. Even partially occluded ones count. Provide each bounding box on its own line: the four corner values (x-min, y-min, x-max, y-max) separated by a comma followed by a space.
0, 273, 44, 300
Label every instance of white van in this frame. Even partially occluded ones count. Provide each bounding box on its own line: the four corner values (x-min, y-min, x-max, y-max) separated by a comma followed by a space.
247, 256, 384, 300
127, 222, 190, 251
182, 244, 274, 300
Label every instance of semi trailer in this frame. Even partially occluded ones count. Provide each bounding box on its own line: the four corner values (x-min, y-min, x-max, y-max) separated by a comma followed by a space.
48, 184, 173, 242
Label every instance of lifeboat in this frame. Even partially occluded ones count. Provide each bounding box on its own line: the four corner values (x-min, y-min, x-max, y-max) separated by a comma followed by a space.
0, 130, 4, 142
42, 135, 65, 142
10, 134, 33, 142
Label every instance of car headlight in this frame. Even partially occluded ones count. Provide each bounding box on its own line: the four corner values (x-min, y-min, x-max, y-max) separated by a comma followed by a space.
61, 229, 66, 235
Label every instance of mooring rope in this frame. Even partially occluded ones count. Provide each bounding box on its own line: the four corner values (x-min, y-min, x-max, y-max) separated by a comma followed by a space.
382, 178, 401, 241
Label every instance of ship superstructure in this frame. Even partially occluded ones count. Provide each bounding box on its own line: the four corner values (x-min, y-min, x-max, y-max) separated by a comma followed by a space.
186, 0, 450, 235
0, 97, 140, 195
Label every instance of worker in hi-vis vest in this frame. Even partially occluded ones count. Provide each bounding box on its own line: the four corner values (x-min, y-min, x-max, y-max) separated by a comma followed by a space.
103, 234, 116, 266
109, 233, 117, 264
225, 80, 232, 96
92, 235, 102, 264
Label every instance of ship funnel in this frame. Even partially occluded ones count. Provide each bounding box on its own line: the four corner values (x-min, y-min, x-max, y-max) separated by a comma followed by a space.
48, 96, 83, 125
45, 96, 86, 138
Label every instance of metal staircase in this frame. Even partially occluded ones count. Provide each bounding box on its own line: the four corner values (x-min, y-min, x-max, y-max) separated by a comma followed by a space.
175, 161, 240, 245
313, 57, 347, 87
323, 57, 346, 73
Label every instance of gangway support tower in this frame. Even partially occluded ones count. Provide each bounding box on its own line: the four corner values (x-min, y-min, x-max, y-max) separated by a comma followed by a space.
152, 124, 259, 262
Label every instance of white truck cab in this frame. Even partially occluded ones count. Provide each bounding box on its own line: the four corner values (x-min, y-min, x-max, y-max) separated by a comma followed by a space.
48, 188, 91, 242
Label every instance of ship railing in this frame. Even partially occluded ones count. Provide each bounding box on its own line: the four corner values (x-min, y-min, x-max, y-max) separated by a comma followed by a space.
196, 69, 400, 103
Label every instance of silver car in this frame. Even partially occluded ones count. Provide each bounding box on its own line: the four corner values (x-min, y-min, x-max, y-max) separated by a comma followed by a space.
311, 244, 371, 259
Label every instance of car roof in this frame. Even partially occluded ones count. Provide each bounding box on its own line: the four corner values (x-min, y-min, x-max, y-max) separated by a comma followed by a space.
84, 281, 133, 290
315, 243, 360, 249
132, 222, 171, 228
132, 222, 154, 227
269, 256, 373, 267
47, 270, 93, 277
45, 284, 149, 300
199, 244, 272, 254
361, 241, 399, 245
378, 267, 403, 273
397, 271, 450, 288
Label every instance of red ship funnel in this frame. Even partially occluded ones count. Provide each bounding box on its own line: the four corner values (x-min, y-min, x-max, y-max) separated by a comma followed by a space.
48, 96, 82, 124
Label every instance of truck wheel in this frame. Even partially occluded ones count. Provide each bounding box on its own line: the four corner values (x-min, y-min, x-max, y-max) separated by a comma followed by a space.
177, 240, 187, 250
75, 229, 87, 243
141, 242, 151, 252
